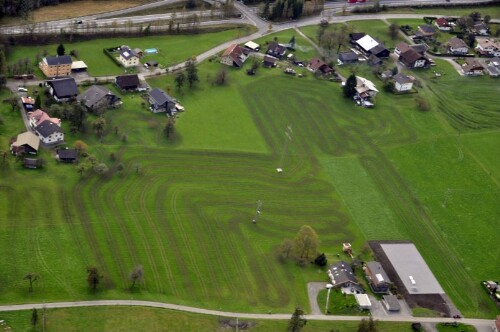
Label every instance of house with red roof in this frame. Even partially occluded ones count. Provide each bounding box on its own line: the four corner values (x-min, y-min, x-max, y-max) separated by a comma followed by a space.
434, 17, 453, 31
220, 44, 248, 68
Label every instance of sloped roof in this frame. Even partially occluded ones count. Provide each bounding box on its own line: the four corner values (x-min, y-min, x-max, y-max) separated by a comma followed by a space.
463, 58, 484, 73
45, 55, 72, 66
366, 261, 391, 284
447, 37, 468, 49
120, 47, 139, 60
244, 41, 260, 50
418, 24, 436, 34
115, 74, 140, 89
396, 42, 410, 53
339, 52, 358, 62
71, 61, 88, 70
28, 109, 61, 127
400, 49, 423, 64
328, 261, 358, 286
47, 77, 78, 98
57, 149, 77, 159
149, 88, 174, 106
309, 57, 327, 70
435, 17, 451, 27
222, 44, 243, 58
35, 120, 63, 138
267, 42, 287, 55
356, 76, 378, 92
393, 73, 414, 84
12, 131, 40, 151
77, 85, 114, 108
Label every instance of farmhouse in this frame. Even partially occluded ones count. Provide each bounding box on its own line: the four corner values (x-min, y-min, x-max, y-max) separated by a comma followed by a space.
220, 44, 248, 68
364, 261, 392, 293
447, 37, 469, 55
327, 261, 363, 293
308, 58, 334, 75
56, 148, 78, 163
39, 55, 72, 78
10, 131, 40, 155
434, 17, 452, 31
46, 77, 78, 102
462, 58, 484, 76
115, 74, 140, 91
393, 73, 414, 92
77, 85, 122, 112
338, 51, 359, 65
118, 46, 140, 68
28, 109, 61, 128
266, 42, 287, 59
475, 38, 500, 57
34, 120, 64, 144
148, 88, 176, 114
355, 35, 389, 58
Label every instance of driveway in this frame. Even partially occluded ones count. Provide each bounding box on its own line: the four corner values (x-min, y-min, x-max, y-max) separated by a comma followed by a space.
307, 282, 326, 315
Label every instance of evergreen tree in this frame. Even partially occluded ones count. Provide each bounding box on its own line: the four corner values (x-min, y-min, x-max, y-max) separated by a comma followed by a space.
288, 307, 307, 332
343, 74, 357, 99
34, 94, 41, 109
57, 44, 65, 56
186, 60, 199, 88
175, 71, 185, 92
86, 266, 102, 290
31, 308, 38, 326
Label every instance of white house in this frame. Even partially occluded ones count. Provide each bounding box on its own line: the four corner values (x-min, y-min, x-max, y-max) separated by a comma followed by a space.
476, 38, 500, 57
393, 73, 414, 92
447, 37, 469, 55
118, 47, 140, 68
34, 120, 64, 144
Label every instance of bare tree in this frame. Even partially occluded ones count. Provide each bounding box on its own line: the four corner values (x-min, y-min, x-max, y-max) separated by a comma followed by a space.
129, 265, 144, 290
24, 272, 38, 293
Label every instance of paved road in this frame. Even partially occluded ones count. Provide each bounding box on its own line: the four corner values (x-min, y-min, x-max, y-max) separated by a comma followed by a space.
0, 300, 495, 327
307, 282, 325, 315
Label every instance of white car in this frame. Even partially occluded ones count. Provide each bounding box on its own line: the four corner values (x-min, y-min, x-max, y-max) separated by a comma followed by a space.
18, 87, 28, 92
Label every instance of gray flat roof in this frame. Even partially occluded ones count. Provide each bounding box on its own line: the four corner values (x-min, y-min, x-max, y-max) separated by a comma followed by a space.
380, 243, 444, 295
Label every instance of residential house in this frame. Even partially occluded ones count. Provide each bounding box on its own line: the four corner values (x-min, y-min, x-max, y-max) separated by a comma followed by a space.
399, 48, 431, 69
394, 42, 428, 57
118, 46, 140, 68
355, 35, 389, 58
28, 109, 61, 129
46, 77, 78, 102
308, 58, 334, 75
115, 74, 140, 91
368, 54, 382, 66
382, 295, 401, 312
57, 148, 78, 163
486, 57, 500, 77
77, 85, 122, 112
263, 55, 278, 68
21, 96, 35, 110
10, 131, 40, 155
356, 76, 378, 99
415, 24, 436, 39
475, 38, 500, 57
244, 41, 260, 52
364, 261, 392, 293
327, 261, 362, 292
266, 42, 287, 59
34, 120, 64, 144
434, 17, 452, 31
462, 58, 484, 76
220, 44, 248, 68
447, 37, 469, 55
148, 88, 176, 114
338, 51, 359, 65
472, 22, 489, 36
39, 55, 72, 78
393, 73, 414, 92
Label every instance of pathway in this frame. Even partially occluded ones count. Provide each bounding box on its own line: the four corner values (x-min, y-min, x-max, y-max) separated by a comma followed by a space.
307, 282, 326, 315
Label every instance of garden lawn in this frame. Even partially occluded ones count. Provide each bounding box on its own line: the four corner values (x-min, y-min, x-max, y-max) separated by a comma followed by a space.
387, 5, 500, 19
254, 29, 319, 60
317, 289, 370, 316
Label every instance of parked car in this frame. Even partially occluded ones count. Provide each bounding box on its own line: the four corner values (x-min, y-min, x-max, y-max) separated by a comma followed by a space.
18, 87, 28, 92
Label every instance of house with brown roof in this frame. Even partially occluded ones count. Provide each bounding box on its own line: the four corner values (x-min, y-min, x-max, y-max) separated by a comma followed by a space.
307, 58, 334, 75
262, 55, 278, 68
447, 37, 469, 55
115, 74, 140, 91
220, 44, 248, 68
266, 42, 287, 59
398, 48, 431, 69
10, 131, 40, 155
39, 55, 72, 78
394, 42, 428, 57
434, 17, 452, 31
21, 96, 35, 110
475, 38, 500, 57
28, 109, 61, 129
462, 58, 484, 76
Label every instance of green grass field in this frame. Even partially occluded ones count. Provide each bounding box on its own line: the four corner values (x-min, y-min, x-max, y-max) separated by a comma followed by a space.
5, 26, 254, 77
1, 27, 499, 321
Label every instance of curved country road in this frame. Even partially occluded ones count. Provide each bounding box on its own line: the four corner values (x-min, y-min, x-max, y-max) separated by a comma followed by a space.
0, 300, 495, 328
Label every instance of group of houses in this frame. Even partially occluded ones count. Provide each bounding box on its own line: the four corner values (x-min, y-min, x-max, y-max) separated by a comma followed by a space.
326, 252, 401, 313
434, 16, 489, 36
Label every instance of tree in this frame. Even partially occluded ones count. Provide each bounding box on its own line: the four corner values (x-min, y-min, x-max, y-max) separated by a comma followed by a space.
31, 308, 38, 326
415, 95, 430, 111
57, 43, 65, 56
343, 74, 357, 98
0, 49, 6, 75
313, 253, 327, 266
357, 317, 377, 332
24, 272, 38, 293
175, 71, 185, 92
76, 164, 87, 177
129, 265, 144, 289
34, 94, 41, 109
74, 140, 88, 154
94, 163, 109, 175
289, 35, 296, 48
5, 96, 19, 112
293, 225, 319, 261
186, 60, 199, 88
278, 238, 294, 260
86, 266, 102, 290
288, 307, 307, 332
92, 117, 106, 138
215, 67, 228, 85
388, 23, 399, 40
165, 117, 175, 139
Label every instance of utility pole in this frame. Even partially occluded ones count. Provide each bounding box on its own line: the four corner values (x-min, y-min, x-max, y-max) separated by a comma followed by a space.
277, 125, 293, 173
252, 200, 262, 224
